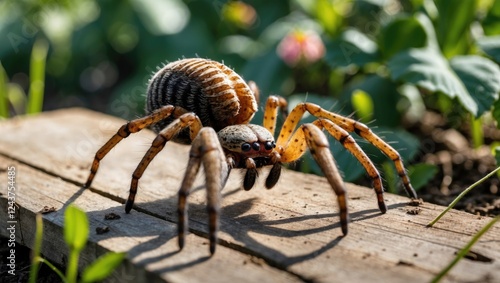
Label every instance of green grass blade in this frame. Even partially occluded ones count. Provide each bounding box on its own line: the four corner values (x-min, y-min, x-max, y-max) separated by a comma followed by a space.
428, 166, 500, 227
27, 38, 48, 115
431, 215, 499, 283
0, 62, 8, 118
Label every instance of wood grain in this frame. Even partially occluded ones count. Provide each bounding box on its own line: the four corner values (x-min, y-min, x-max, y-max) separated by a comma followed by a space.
0, 108, 498, 283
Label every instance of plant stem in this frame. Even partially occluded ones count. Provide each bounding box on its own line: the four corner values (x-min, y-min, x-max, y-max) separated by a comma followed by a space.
28, 214, 43, 283
66, 249, 80, 283
470, 114, 483, 149
431, 215, 499, 283
428, 166, 500, 227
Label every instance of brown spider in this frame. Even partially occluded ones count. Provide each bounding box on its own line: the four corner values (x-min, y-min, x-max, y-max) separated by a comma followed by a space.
83, 58, 417, 254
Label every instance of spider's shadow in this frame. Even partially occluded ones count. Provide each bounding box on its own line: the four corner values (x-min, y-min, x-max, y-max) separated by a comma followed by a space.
66, 181, 407, 276
162, 183, 407, 269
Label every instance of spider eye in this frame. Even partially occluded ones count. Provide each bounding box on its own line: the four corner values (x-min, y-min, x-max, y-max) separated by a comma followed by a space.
264, 141, 274, 150
241, 143, 252, 152
252, 142, 260, 151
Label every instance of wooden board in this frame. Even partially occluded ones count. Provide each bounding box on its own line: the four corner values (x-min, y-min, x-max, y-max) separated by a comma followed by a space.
0, 108, 498, 283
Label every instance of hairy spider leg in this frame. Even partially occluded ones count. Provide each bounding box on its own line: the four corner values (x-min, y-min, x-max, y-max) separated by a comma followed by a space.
277, 102, 417, 199
177, 127, 229, 255
263, 95, 288, 135
312, 119, 387, 213
124, 112, 203, 212
84, 105, 186, 188
276, 122, 349, 235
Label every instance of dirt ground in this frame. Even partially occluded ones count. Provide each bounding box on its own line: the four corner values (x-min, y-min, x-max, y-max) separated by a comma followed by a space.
410, 111, 499, 217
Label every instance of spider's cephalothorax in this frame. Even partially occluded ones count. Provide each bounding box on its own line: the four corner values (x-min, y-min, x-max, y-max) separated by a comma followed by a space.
83, 58, 417, 255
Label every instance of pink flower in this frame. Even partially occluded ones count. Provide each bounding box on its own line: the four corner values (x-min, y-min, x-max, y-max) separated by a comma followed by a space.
277, 30, 325, 67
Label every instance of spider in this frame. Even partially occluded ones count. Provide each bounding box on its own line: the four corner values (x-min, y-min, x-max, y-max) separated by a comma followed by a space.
83, 58, 417, 255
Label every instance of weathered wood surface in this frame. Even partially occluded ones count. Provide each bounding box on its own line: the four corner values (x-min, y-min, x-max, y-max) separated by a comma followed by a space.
0, 108, 498, 283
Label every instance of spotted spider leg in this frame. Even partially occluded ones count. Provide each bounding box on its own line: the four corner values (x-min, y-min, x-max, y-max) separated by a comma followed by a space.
282, 122, 350, 234
262, 95, 288, 135
261, 95, 349, 233
277, 102, 418, 200
177, 127, 229, 255
84, 105, 187, 189
310, 119, 387, 213
303, 124, 349, 234
124, 113, 203, 212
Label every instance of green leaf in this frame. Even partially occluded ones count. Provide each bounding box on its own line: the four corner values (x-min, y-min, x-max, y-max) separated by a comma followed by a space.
408, 163, 439, 191
414, 12, 440, 51
434, 0, 476, 57
351, 89, 373, 123
81, 252, 125, 283
450, 55, 500, 117
477, 35, 500, 63
325, 28, 380, 68
388, 48, 478, 115
342, 74, 405, 128
398, 84, 426, 124
482, 0, 500, 35
379, 16, 427, 59
64, 205, 89, 252
409, 0, 424, 10
314, 0, 342, 35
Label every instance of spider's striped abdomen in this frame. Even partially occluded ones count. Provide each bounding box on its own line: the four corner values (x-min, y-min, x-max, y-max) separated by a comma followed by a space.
146, 58, 258, 143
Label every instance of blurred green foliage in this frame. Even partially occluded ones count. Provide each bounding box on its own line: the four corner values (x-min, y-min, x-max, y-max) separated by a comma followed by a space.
1, 0, 500, 193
